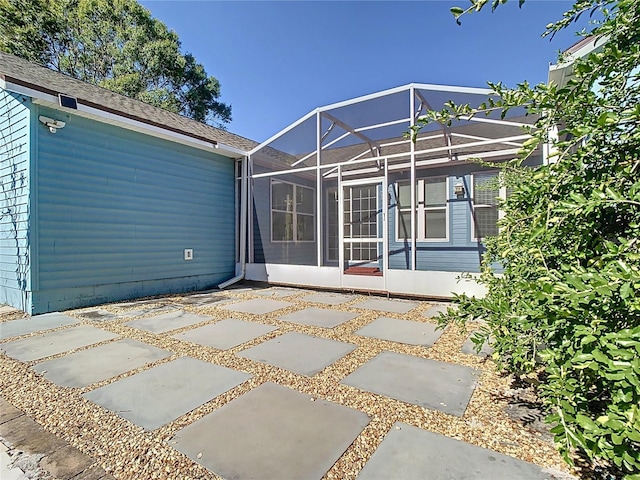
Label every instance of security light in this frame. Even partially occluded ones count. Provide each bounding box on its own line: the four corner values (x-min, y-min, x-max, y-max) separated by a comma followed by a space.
38, 115, 66, 134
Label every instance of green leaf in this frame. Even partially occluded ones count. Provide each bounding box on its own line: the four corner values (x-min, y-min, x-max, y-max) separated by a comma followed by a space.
450, 6, 464, 17
597, 111, 618, 126
575, 413, 598, 431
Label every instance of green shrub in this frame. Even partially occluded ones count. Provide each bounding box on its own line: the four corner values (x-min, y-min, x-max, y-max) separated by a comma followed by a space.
423, 1, 640, 477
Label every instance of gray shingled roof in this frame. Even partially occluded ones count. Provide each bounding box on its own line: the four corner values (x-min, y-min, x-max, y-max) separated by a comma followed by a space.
0, 52, 258, 152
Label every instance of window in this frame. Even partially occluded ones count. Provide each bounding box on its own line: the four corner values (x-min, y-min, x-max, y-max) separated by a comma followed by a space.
472, 172, 504, 240
396, 177, 448, 241
271, 180, 314, 242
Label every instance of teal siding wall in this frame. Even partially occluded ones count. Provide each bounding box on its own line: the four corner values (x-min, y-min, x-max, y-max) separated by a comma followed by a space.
32, 105, 236, 313
0, 89, 32, 311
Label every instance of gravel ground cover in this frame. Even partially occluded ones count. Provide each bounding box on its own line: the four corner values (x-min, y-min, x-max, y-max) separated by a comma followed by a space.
0, 285, 578, 479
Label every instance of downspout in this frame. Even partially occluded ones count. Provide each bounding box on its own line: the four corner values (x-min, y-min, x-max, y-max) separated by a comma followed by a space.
219, 154, 248, 288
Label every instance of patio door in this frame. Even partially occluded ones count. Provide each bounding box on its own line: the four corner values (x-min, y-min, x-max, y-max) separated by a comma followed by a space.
341, 180, 385, 278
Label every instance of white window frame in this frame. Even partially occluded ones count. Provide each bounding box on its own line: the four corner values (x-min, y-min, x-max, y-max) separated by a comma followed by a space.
270, 179, 315, 243
395, 176, 449, 242
471, 171, 507, 241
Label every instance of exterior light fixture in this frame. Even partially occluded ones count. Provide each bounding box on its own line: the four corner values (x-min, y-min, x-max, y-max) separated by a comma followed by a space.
38, 115, 66, 134
454, 183, 465, 196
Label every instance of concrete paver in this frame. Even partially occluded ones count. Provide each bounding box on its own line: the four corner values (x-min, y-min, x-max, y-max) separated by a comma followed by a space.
171, 319, 277, 350
342, 351, 479, 417
355, 317, 443, 347
239, 332, 356, 376
422, 304, 451, 318
279, 307, 359, 328
301, 292, 357, 305
0, 415, 68, 455
84, 357, 251, 430
221, 298, 293, 315
125, 311, 211, 334
0, 326, 118, 362
76, 309, 121, 322
177, 295, 233, 307
462, 334, 495, 357
358, 422, 544, 479
0, 398, 23, 425
172, 382, 370, 480
252, 287, 301, 298
34, 339, 171, 388
0, 288, 565, 479
40, 444, 95, 480
0, 313, 79, 340
353, 298, 418, 314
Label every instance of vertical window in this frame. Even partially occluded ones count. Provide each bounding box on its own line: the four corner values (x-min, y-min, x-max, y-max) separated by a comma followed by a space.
271, 180, 314, 242
396, 177, 448, 241
423, 177, 447, 239
472, 172, 501, 239
396, 182, 413, 240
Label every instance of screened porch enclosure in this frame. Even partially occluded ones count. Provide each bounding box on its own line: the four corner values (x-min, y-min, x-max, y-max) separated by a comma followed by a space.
244, 84, 539, 297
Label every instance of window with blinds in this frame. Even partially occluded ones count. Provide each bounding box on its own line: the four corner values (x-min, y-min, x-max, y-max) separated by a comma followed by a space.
472, 172, 500, 239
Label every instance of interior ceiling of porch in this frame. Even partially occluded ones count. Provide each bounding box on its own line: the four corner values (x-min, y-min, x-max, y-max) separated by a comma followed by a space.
249, 84, 539, 175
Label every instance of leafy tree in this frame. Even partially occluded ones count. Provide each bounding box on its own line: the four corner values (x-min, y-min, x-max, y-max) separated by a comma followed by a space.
0, 0, 231, 126
416, 1, 639, 477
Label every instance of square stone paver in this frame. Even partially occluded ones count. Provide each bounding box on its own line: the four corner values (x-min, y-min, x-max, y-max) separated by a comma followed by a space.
1, 326, 119, 362
251, 287, 301, 298
279, 307, 359, 328
125, 311, 211, 334
177, 294, 232, 307
355, 317, 443, 347
33, 339, 171, 388
301, 292, 356, 306
239, 332, 356, 376
422, 303, 452, 318
76, 309, 121, 322
84, 357, 251, 430
353, 298, 417, 314
358, 422, 543, 479
171, 319, 277, 350
462, 334, 495, 357
221, 299, 293, 315
171, 382, 370, 480
0, 313, 79, 340
342, 351, 479, 417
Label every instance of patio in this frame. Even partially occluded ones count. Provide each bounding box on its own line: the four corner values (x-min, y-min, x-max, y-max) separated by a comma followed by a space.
0, 285, 571, 479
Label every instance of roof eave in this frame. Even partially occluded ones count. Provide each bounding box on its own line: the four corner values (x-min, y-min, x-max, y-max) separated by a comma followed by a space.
1, 75, 249, 158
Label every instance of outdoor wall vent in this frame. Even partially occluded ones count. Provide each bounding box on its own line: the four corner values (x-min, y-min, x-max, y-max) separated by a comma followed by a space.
58, 94, 78, 110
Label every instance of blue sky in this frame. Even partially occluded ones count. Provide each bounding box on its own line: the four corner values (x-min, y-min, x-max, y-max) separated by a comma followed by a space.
139, 1, 587, 142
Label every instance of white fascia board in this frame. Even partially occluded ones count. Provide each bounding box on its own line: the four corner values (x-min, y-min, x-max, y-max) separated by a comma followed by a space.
3, 80, 247, 158
548, 36, 608, 87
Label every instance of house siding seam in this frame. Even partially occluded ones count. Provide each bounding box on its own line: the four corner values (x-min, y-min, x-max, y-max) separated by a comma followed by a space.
31, 105, 236, 313
0, 89, 32, 311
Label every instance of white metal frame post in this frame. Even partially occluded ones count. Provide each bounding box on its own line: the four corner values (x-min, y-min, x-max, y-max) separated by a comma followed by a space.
410, 85, 417, 271
248, 156, 254, 264
316, 110, 322, 267
383, 157, 389, 291
337, 165, 344, 287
